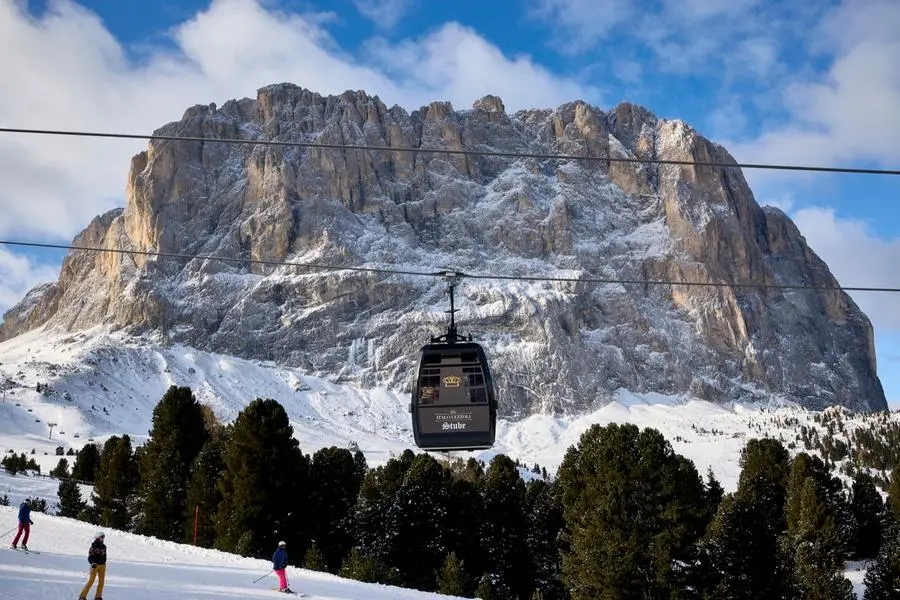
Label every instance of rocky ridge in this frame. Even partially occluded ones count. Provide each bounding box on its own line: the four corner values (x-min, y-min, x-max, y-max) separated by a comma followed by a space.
0, 84, 887, 416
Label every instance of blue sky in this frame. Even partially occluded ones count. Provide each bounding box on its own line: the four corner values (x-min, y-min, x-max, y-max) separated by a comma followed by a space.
1, 0, 899, 406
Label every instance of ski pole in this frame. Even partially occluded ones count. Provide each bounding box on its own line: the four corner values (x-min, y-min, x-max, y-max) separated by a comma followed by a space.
253, 570, 272, 583
0, 525, 17, 539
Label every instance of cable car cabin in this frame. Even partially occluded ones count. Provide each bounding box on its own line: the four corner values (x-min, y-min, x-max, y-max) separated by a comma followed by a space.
410, 341, 498, 451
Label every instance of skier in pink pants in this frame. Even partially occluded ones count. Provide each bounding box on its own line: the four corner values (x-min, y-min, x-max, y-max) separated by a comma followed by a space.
272, 540, 293, 593
11, 498, 33, 550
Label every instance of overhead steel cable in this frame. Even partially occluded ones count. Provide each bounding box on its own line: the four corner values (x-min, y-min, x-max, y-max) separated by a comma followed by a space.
1, 126, 899, 176
2, 239, 898, 294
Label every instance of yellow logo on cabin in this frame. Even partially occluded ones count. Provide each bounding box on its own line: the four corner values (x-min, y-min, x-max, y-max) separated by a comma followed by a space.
443, 375, 461, 387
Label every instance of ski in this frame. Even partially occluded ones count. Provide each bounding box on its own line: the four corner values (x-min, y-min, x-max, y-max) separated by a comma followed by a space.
270, 587, 304, 595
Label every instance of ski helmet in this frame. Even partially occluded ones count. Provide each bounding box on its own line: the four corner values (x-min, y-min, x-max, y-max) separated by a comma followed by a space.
95, 531, 105, 539
278, 540, 286, 547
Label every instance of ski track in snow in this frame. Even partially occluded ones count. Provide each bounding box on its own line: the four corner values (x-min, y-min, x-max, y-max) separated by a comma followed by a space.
0, 506, 468, 600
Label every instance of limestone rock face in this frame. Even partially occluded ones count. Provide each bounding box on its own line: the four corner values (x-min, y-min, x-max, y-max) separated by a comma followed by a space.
0, 84, 887, 415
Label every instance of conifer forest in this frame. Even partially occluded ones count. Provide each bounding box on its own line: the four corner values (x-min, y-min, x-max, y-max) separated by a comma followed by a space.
42, 386, 900, 599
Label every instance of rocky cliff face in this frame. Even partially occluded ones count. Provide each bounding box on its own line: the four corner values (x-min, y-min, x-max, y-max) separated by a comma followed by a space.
0, 84, 887, 415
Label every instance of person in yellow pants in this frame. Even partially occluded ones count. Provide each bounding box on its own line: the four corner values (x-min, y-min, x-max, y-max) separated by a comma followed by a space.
79, 532, 107, 600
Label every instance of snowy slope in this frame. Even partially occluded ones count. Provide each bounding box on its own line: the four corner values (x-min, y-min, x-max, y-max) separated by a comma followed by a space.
0, 325, 898, 496
0, 489, 873, 599
0, 506, 468, 600
0, 326, 889, 598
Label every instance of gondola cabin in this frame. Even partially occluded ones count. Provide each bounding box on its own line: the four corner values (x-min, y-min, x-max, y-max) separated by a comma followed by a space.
410, 341, 497, 451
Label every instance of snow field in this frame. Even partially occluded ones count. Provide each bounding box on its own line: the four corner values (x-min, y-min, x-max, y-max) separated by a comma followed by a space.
0, 506, 468, 600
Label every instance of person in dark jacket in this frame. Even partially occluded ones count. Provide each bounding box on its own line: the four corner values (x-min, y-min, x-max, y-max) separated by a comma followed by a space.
272, 540, 293, 593
78, 531, 107, 600
11, 498, 33, 550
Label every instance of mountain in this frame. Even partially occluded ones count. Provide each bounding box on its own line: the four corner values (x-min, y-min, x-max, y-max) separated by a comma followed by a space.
0, 83, 887, 414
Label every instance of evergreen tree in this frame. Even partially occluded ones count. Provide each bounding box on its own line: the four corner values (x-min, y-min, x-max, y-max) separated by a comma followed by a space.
736, 438, 790, 532
57, 478, 86, 518
71, 442, 101, 482
557, 423, 709, 600
887, 468, 900, 521
704, 467, 725, 518
138, 386, 210, 541
304, 542, 327, 571
382, 453, 453, 591
215, 398, 310, 559
787, 473, 854, 599
340, 547, 381, 583
701, 491, 794, 599
50, 458, 69, 478
480, 455, 532, 600
445, 466, 487, 590
526, 480, 567, 600
785, 453, 852, 548
184, 432, 226, 547
353, 450, 416, 571
308, 446, 366, 572
863, 524, 900, 600
476, 573, 496, 600
850, 472, 885, 560
436, 552, 469, 596
92, 435, 139, 530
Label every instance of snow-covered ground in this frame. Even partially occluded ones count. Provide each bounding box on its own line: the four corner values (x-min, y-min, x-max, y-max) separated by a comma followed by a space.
0, 325, 889, 597
1, 325, 897, 493
0, 489, 874, 599
0, 505, 467, 600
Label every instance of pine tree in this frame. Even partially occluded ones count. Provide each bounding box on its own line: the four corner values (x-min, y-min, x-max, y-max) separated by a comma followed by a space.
445, 466, 487, 588
308, 447, 366, 572
184, 432, 226, 547
701, 491, 794, 599
340, 547, 381, 583
215, 398, 310, 559
381, 453, 452, 591
887, 468, 900, 521
436, 552, 469, 596
480, 455, 532, 600
737, 438, 790, 532
704, 467, 724, 518
476, 573, 496, 600
57, 478, 86, 518
138, 385, 210, 541
526, 480, 567, 600
785, 453, 854, 560
304, 542, 327, 571
863, 524, 900, 599
353, 450, 416, 571
787, 473, 855, 599
850, 472, 885, 560
557, 423, 709, 600
92, 435, 139, 530
71, 442, 101, 482
50, 458, 69, 478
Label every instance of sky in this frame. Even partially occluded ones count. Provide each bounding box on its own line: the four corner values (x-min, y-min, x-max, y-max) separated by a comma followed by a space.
0, 0, 898, 407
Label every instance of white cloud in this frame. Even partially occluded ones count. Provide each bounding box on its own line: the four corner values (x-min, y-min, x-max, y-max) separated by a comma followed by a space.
760, 193, 794, 214
529, 0, 634, 53
727, 0, 900, 183
792, 207, 900, 332
352, 0, 413, 29
0, 249, 59, 314
363, 23, 599, 111
0, 0, 595, 243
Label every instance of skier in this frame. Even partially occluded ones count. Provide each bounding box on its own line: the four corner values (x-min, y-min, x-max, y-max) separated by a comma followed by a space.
273, 540, 293, 593
78, 531, 107, 600
10, 497, 33, 550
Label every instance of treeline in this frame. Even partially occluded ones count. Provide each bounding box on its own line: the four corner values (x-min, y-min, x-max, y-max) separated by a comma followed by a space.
55, 386, 900, 599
